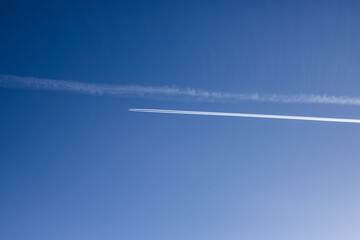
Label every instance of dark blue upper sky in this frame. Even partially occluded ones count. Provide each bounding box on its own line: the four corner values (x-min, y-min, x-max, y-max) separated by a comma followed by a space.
1, 1, 360, 239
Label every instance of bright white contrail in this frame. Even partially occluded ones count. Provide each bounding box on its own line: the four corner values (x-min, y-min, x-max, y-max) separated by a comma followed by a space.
2, 74, 360, 105
129, 108, 360, 124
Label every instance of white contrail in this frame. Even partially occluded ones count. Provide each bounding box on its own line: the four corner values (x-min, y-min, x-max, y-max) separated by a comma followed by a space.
129, 108, 360, 124
2, 74, 360, 105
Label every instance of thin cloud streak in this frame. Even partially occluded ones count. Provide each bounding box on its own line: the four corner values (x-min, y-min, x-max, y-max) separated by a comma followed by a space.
129, 108, 360, 124
2, 74, 360, 105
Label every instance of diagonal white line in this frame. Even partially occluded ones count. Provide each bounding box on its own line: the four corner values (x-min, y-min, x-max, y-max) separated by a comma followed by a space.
129, 108, 360, 124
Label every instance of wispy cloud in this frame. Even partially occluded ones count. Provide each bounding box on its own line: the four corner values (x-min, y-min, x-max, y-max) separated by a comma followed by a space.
129, 108, 360, 124
1, 74, 360, 105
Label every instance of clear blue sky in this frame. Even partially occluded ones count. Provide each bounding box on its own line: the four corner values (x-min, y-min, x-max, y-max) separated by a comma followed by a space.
1, 0, 360, 239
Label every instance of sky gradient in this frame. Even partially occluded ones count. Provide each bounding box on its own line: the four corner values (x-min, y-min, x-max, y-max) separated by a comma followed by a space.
1, 0, 360, 239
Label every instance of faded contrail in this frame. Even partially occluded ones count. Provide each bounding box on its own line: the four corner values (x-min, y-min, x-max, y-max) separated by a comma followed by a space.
2, 74, 360, 105
129, 108, 360, 124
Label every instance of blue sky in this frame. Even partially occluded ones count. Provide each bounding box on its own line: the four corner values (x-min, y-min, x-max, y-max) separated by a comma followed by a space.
1, 0, 360, 239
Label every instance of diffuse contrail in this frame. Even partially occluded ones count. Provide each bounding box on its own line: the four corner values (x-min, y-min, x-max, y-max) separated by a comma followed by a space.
2, 74, 360, 105
129, 108, 360, 124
